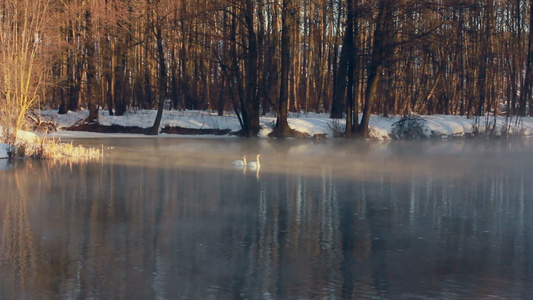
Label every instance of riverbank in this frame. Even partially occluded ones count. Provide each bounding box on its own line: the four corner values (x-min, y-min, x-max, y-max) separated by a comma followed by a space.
40, 109, 533, 140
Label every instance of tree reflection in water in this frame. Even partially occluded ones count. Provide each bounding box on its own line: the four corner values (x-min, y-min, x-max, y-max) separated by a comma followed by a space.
1, 139, 533, 299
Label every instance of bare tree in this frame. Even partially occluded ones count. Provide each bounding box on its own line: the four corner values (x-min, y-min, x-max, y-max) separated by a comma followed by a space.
149, 0, 170, 135
3, 0, 533, 140
0, 0, 54, 142
357, 0, 395, 138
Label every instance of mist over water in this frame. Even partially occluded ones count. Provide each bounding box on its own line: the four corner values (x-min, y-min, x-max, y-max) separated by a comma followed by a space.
1, 138, 533, 299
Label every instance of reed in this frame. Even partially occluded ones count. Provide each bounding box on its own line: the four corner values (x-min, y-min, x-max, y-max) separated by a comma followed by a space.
9, 137, 101, 160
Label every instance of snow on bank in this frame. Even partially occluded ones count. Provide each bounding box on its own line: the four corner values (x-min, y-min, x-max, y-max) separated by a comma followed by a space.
0, 125, 7, 159
38, 109, 533, 140
0, 129, 41, 159
0, 144, 9, 159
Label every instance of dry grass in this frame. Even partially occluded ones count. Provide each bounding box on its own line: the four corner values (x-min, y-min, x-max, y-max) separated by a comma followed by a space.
39, 139, 101, 159
11, 137, 101, 160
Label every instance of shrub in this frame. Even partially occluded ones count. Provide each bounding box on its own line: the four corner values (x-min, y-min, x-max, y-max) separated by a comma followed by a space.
327, 119, 346, 138
391, 115, 428, 139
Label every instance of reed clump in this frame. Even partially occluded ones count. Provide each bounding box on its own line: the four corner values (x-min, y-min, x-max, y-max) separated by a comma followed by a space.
38, 139, 101, 159
6, 136, 101, 160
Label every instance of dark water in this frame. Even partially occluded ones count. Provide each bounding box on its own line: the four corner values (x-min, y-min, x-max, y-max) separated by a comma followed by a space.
1, 138, 533, 299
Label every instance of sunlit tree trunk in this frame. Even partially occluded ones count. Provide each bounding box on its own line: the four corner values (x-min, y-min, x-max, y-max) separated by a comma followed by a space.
357, 0, 394, 138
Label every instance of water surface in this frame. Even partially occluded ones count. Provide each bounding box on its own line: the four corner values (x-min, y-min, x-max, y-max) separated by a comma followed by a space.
1, 138, 533, 299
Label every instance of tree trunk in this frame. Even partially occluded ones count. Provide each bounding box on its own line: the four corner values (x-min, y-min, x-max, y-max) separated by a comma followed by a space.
150, 24, 167, 135
477, 3, 492, 117
357, 0, 393, 138
84, 7, 98, 124
271, 0, 295, 138
340, 0, 357, 136
104, 36, 114, 116
520, 0, 533, 116
113, 37, 127, 116
240, 0, 260, 137
66, 21, 81, 113
331, 0, 355, 120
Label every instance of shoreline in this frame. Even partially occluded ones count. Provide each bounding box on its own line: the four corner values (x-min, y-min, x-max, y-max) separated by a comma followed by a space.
38, 109, 533, 141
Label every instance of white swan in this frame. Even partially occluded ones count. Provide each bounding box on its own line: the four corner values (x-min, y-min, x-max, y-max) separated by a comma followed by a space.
247, 154, 262, 168
232, 155, 248, 166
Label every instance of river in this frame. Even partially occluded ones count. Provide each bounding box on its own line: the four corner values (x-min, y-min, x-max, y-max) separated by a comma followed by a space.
1, 138, 532, 299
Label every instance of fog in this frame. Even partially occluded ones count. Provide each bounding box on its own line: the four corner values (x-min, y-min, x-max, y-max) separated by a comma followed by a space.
1, 138, 532, 299
80, 137, 533, 182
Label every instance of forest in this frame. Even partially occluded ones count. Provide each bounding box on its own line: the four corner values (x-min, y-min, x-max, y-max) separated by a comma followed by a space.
2, 0, 533, 138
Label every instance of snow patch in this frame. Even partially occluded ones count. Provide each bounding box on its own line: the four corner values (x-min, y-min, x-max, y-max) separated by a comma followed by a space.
35, 109, 533, 140
0, 143, 9, 159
